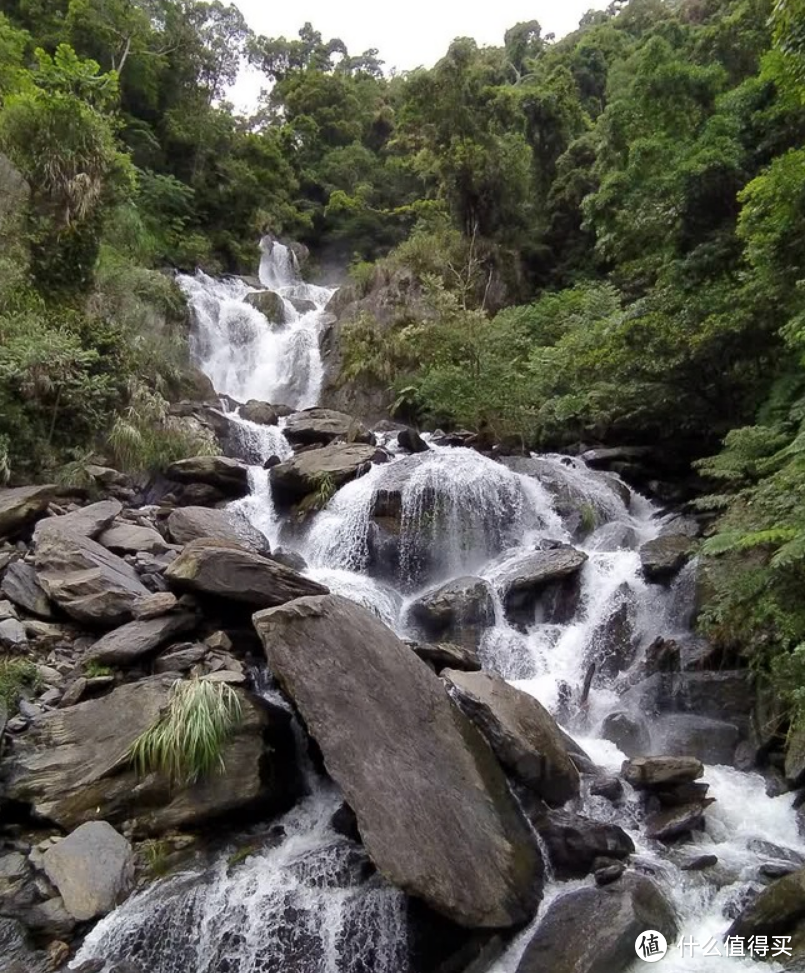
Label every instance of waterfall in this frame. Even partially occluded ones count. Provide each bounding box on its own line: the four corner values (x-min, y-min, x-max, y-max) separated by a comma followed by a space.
79, 244, 803, 973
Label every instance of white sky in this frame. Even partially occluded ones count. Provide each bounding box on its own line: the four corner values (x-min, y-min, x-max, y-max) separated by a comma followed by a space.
230, 0, 608, 111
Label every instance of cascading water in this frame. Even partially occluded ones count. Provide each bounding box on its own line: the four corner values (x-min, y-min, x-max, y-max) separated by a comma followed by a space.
78, 247, 805, 973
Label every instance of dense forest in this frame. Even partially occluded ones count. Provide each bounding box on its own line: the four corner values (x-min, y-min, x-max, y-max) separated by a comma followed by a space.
2, 0, 805, 713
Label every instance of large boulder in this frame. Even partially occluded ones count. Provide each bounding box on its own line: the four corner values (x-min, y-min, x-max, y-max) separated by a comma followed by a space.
1, 675, 297, 834
0, 485, 56, 539
1, 561, 52, 618
166, 506, 269, 555
515, 874, 677, 973
535, 811, 635, 878
640, 534, 694, 583
240, 399, 279, 426
98, 523, 171, 555
650, 714, 739, 766
42, 822, 134, 921
284, 408, 375, 447
497, 548, 587, 627
727, 867, 805, 944
621, 671, 754, 733
85, 613, 197, 666
270, 443, 377, 506
245, 289, 286, 322
407, 577, 496, 650
165, 538, 327, 607
166, 456, 250, 498
253, 595, 543, 928
33, 500, 121, 542
34, 529, 149, 626
408, 640, 480, 673
443, 669, 580, 806
622, 756, 704, 789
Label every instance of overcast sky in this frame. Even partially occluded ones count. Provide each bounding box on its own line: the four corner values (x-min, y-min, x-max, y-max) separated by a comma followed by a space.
229, 1, 609, 110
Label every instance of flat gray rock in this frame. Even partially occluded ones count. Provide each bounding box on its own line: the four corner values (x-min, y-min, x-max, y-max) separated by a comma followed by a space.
253, 594, 542, 928
270, 443, 377, 505
98, 523, 171, 554
166, 506, 269, 554
43, 822, 134, 921
283, 408, 374, 447
0, 485, 55, 539
1, 560, 52, 618
166, 456, 249, 497
85, 613, 197, 665
33, 500, 122, 542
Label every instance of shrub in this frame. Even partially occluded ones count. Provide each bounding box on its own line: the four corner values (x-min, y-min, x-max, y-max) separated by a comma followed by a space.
0, 657, 40, 714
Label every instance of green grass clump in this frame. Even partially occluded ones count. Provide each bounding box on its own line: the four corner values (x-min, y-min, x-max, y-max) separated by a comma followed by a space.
0, 657, 40, 714
84, 660, 113, 678
128, 678, 243, 785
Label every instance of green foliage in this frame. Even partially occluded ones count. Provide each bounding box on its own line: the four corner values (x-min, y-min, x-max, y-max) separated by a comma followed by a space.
0, 658, 40, 714
83, 660, 113, 678
129, 678, 243, 786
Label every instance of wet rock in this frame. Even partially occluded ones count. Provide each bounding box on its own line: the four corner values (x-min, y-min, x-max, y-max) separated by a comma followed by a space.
590, 777, 624, 802
601, 711, 650, 758
589, 585, 638, 679
443, 669, 580, 806
623, 756, 704, 789
0, 485, 56, 540
682, 854, 719, 871
645, 801, 711, 842
253, 594, 543, 928
535, 811, 635, 878
407, 640, 481, 673
727, 867, 805, 943
34, 500, 122, 542
331, 803, 360, 842
645, 636, 681, 674
2, 675, 296, 834
85, 613, 197, 666
650, 780, 711, 807
595, 863, 626, 886
621, 671, 754, 733
238, 400, 278, 426
407, 577, 495, 651
43, 822, 134, 921
514, 874, 677, 973
166, 505, 270, 555
166, 538, 327, 607
283, 408, 374, 447
650, 714, 739, 765
270, 442, 377, 506
498, 548, 587, 625
398, 428, 429, 453
98, 524, 170, 555
34, 530, 149, 626
640, 534, 694, 583
0, 917, 50, 973
245, 289, 286, 322
760, 862, 800, 879
1, 561, 52, 618
165, 456, 250, 498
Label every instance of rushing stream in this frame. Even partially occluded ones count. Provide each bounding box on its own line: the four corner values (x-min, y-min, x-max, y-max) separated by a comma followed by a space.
76, 242, 804, 973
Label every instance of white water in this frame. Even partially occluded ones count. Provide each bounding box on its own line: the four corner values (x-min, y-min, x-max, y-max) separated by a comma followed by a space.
76, 246, 804, 973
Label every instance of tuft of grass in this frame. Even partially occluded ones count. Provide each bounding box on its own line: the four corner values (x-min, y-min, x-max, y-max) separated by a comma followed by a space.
227, 843, 260, 868
140, 838, 172, 878
128, 678, 243, 786
296, 471, 337, 518
84, 660, 113, 678
579, 502, 597, 535
0, 657, 40, 714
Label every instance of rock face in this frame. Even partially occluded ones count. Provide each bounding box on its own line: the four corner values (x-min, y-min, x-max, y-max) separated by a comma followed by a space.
253, 595, 543, 928
1, 561, 52, 618
639, 534, 694, 582
515, 875, 678, 973
42, 822, 134, 921
166, 456, 250, 497
166, 506, 269, 554
283, 408, 375, 447
0, 485, 55, 539
34, 529, 150, 626
270, 442, 377, 506
407, 577, 496, 650
166, 539, 327, 607
443, 669, 580, 806
85, 613, 197, 666
1, 676, 295, 834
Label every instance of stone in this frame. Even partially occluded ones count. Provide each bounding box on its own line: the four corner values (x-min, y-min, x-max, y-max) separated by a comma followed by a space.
639, 534, 694, 583
33, 500, 122, 542
245, 289, 286, 322
595, 863, 626, 886
2, 675, 296, 834
515, 874, 677, 973
407, 577, 495, 650
443, 669, 580, 807
34, 530, 149, 626
645, 802, 712, 841
498, 548, 587, 626
98, 524, 170, 555
650, 714, 739, 765
240, 400, 279, 425
166, 538, 327, 607
166, 506, 269, 554
590, 777, 624, 802
0, 618, 27, 649
398, 428, 429, 453
270, 442, 377, 506
621, 671, 754, 733
154, 643, 207, 673
42, 822, 134, 921
166, 456, 250, 498
589, 585, 639, 678
682, 854, 719, 871
622, 756, 704, 789
0, 917, 50, 973
727, 867, 805, 942
85, 613, 197, 666
1, 561, 52, 618
132, 591, 179, 620
59, 679, 88, 708
283, 408, 375, 447
535, 811, 635, 878
0, 485, 56, 539
407, 640, 481, 673
601, 711, 650, 758
253, 594, 542, 929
